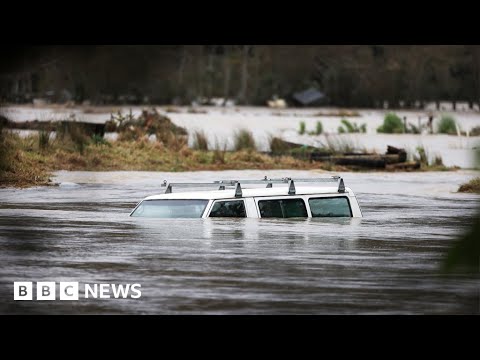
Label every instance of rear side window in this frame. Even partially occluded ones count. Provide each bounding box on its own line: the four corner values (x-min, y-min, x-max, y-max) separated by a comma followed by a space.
309, 197, 352, 217
258, 198, 307, 218
209, 200, 246, 217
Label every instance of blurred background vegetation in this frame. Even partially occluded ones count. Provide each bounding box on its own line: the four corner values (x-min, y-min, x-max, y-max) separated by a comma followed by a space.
445, 150, 480, 274
1, 45, 479, 107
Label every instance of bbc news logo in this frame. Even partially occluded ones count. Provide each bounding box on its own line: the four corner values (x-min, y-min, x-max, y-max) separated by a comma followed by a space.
14, 282, 142, 301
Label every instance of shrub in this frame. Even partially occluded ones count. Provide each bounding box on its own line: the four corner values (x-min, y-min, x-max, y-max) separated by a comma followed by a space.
114, 109, 188, 144
104, 120, 118, 132
340, 119, 355, 133
416, 146, 428, 165
38, 130, 51, 151
91, 134, 110, 146
161, 133, 188, 151
234, 129, 256, 151
192, 130, 209, 151
338, 119, 367, 133
298, 121, 306, 135
56, 121, 90, 154
213, 138, 227, 164
0, 126, 12, 172
269, 136, 289, 154
433, 155, 444, 166
377, 113, 404, 133
437, 115, 457, 135
315, 121, 323, 135
458, 177, 480, 194
195, 151, 211, 164
469, 126, 480, 136
407, 123, 420, 134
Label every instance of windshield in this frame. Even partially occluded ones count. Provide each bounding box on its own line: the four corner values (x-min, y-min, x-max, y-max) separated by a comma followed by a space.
130, 199, 209, 218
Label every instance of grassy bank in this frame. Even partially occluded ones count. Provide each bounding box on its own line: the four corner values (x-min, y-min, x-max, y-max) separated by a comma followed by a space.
0, 130, 345, 188
0, 130, 458, 188
1, 126, 52, 187
0, 107, 460, 188
458, 177, 480, 194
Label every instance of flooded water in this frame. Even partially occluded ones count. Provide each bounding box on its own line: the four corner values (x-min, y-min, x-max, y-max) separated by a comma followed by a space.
0, 170, 479, 314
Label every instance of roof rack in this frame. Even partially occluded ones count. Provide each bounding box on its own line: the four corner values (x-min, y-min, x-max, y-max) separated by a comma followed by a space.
161, 176, 345, 197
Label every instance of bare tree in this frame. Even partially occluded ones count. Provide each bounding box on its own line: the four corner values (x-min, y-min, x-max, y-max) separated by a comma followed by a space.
238, 45, 251, 104
470, 45, 480, 107
177, 46, 187, 86
2, 45, 479, 107
222, 45, 232, 106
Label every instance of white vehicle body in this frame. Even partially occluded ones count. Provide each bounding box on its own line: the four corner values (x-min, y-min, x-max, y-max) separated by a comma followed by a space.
130, 177, 363, 219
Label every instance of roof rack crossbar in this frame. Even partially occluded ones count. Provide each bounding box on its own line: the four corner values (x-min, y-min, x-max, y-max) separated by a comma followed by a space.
162, 182, 236, 188
212, 176, 340, 185
161, 176, 346, 195
162, 181, 236, 194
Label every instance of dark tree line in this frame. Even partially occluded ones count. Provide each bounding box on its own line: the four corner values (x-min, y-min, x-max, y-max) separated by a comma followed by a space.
1, 45, 479, 107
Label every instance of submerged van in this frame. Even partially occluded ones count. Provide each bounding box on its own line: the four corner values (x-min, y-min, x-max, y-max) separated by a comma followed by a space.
130, 176, 362, 219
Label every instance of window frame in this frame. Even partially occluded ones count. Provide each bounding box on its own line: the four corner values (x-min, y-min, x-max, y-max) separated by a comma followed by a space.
207, 199, 248, 218
308, 196, 353, 218
255, 196, 309, 218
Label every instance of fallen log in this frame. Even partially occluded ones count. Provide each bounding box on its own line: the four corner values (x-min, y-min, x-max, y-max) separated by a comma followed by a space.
386, 161, 421, 171
269, 140, 410, 169
342, 152, 377, 156
58, 121, 106, 138
384, 154, 406, 164
387, 145, 403, 154
386, 145, 407, 162
310, 152, 332, 161
332, 155, 386, 168
331, 153, 407, 168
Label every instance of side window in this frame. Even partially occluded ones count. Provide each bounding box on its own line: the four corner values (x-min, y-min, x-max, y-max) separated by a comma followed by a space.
209, 200, 246, 218
309, 197, 352, 217
258, 198, 307, 218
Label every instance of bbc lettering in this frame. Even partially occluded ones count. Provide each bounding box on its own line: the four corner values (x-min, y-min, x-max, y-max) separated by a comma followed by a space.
14, 282, 33, 301
14, 282, 141, 301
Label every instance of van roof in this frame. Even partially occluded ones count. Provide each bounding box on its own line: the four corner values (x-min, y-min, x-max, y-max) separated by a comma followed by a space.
143, 186, 353, 201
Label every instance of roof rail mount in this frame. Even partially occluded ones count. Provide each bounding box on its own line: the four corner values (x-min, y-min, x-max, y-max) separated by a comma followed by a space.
161, 176, 346, 196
